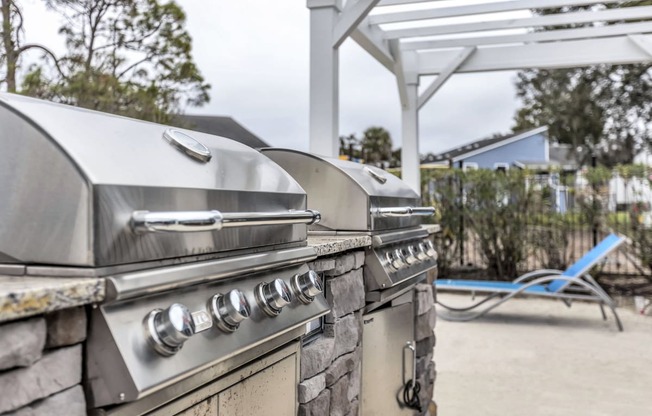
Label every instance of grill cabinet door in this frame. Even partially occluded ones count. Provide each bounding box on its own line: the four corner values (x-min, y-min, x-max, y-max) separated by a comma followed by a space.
217, 354, 297, 415
362, 302, 415, 416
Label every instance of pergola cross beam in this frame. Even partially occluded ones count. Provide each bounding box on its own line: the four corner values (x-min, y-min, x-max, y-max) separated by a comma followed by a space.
306, 0, 652, 193
369, 0, 622, 25
382, 5, 652, 39
418, 47, 476, 110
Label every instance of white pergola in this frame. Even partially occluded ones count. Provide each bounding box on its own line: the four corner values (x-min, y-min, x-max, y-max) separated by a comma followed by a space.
306, 0, 652, 192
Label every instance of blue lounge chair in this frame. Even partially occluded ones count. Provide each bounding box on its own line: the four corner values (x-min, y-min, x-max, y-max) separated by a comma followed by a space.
436, 234, 626, 331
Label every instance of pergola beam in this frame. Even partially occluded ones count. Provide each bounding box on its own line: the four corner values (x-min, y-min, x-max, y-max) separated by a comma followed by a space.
370, 0, 621, 25
401, 21, 652, 50
383, 5, 652, 39
351, 19, 396, 72
333, 0, 381, 48
629, 34, 652, 57
418, 47, 476, 110
418, 34, 652, 75
307, 0, 652, 195
377, 0, 443, 6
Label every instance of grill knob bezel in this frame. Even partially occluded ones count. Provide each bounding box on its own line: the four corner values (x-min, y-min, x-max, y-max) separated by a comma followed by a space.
255, 279, 293, 316
144, 303, 195, 357
209, 289, 251, 333
291, 270, 323, 304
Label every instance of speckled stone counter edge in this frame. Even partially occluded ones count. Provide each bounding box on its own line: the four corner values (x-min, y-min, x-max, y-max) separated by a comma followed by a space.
0, 276, 105, 323
307, 235, 373, 257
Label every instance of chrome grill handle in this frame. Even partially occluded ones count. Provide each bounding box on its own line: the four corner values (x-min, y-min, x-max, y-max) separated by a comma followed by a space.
132, 209, 321, 233
372, 206, 435, 218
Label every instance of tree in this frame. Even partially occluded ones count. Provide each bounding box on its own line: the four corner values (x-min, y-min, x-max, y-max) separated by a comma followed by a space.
1, 0, 60, 92
21, 0, 210, 122
513, 2, 652, 167
339, 133, 361, 159
361, 126, 392, 166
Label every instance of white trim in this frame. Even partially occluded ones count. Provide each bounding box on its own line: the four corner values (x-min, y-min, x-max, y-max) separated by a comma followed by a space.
417, 35, 652, 74
333, 0, 380, 48
450, 126, 548, 162
370, 0, 622, 25
382, 6, 652, 39
545, 135, 550, 162
462, 162, 479, 171
400, 21, 652, 51
494, 162, 510, 171
418, 47, 476, 110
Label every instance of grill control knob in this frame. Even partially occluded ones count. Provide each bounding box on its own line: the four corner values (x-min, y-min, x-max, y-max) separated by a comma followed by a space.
209, 289, 251, 333
403, 246, 418, 265
291, 270, 323, 304
416, 243, 430, 262
424, 240, 437, 259
256, 279, 293, 316
144, 303, 195, 356
391, 249, 407, 270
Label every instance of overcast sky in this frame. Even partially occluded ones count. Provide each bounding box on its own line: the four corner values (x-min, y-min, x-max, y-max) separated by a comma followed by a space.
20, 0, 524, 155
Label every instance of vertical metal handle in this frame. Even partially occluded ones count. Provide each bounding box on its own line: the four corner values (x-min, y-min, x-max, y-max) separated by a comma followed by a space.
403, 341, 417, 386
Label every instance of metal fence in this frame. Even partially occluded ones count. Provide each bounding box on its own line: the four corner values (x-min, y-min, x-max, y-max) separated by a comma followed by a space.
422, 167, 652, 282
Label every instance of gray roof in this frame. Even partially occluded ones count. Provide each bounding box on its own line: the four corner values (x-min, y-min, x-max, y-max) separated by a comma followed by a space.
421, 126, 547, 164
172, 115, 269, 149
549, 144, 577, 168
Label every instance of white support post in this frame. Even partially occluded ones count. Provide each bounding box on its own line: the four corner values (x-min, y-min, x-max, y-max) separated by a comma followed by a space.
401, 81, 420, 194
308, 0, 342, 157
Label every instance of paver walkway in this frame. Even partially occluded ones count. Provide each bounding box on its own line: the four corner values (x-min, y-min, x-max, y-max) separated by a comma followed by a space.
434, 293, 652, 416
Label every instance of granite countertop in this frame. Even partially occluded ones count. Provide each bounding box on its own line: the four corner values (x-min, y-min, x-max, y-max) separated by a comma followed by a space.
424, 224, 441, 234
0, 276, 105, 323
307, 235, 372, 257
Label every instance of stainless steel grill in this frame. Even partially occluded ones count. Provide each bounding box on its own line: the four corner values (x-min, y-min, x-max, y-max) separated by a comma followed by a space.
0, 94, 329, 415
261, 149, 437, 294
261, 148, 437, 416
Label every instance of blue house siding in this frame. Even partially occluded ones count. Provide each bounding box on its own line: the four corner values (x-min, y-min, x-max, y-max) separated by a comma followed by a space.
462, 133, 547, 169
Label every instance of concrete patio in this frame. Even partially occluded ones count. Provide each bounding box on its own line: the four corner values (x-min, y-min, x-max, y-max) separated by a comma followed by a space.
433, 293, 652, 416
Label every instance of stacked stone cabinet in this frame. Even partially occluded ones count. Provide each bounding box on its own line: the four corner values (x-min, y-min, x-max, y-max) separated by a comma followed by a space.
300, 250, 437, 416
0, 307, 87, 415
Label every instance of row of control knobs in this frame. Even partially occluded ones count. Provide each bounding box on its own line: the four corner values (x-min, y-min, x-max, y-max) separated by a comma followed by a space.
144, 270, 323, 356
386, 240, 437, 271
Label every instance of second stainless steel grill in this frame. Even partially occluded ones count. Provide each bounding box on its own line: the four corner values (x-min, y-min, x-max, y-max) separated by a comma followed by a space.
261, 149, 437, 293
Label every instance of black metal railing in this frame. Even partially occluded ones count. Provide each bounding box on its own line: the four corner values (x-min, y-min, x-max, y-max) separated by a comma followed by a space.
421, 166, 652, 282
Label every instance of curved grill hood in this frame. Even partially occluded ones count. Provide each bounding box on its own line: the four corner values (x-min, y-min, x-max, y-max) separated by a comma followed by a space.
0, 94, 309, 267
261, 149, 424, 232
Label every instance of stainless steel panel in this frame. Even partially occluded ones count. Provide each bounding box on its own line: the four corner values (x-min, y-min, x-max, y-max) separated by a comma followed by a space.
217, 354, 296, 415
0, 105, 91, 266
93, 185, 307, 266
361, 302, 414, 416
262, 149, 423, 232
106, 247, 316, 301
0, 265, 26, 276
0, 94, 305, 193
364, 274, 425, 314
371, 227, 429, 247
363, 242, 437, 291
86, 264, 329, 407
98, 341, 300, 416
0, 94, 310, 266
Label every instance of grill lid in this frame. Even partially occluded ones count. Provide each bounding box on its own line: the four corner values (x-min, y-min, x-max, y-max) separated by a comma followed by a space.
261, 149, 433, 232
0, 94, 315, 268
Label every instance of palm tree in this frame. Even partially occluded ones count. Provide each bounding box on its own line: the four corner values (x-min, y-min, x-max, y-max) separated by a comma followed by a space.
361, 126, 393, 166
